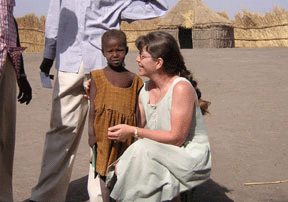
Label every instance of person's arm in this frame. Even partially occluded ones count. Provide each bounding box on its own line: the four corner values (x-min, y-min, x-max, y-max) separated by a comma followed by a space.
108, 81, 196, 146
40, 0, 61, 76
14, 18, 26, 78
88, 77, 97, 147
121, 0, 169, 21
136, 95, 146, 128
14, 18, 32, 105
44, 0, 60, 60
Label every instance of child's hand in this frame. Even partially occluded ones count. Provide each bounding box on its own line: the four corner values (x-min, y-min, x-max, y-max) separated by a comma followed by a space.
84, 79, 91, 99
108, 124, 133, 142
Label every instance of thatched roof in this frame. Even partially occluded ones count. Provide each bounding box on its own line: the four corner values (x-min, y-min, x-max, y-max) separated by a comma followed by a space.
159, 0, 232, 28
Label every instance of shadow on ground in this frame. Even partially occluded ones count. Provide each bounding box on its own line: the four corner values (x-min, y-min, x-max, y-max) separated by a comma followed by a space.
23, 176, 89, 202
191, 179, 234, 202
24, 177, 232, 202
64, 177, 233, 202
66, 176, 89, 202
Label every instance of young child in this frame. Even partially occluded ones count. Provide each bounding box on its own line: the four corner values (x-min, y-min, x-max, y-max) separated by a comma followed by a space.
88, 29, 143, 202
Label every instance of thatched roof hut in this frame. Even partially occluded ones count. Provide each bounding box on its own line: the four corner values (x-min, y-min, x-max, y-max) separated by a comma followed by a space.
158, 0, 235, 48
121, 0, 235, 49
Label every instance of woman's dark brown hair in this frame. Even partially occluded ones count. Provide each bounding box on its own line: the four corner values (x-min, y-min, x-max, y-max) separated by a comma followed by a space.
135, 31, 210, 115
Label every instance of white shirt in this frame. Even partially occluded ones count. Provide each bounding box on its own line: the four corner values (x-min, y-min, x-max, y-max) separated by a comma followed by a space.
44, 0, 176, 73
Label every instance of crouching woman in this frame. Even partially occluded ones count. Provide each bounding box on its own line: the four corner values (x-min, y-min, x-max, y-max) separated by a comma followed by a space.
107, 31, 212, 202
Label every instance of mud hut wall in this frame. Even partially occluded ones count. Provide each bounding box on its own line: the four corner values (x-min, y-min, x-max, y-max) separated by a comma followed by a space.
158, 27, 180, 46
158, 27, 179, 42
192, 25, 234, 48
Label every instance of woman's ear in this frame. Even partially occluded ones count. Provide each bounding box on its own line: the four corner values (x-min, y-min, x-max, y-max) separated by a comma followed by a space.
155, 57, 164, 70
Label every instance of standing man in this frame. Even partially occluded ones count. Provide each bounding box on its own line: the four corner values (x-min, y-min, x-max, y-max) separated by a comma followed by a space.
0, 0, 32, 201
30, 0, 178, 201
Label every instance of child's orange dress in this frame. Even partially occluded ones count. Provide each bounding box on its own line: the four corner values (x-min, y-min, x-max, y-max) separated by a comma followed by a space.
90, 69, 143, 176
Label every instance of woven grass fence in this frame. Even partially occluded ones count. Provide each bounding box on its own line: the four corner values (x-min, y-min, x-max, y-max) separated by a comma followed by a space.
120, 19, 160, 51
234, 24, 288, 48
16, 14, 45, 53
232, 6, 288, 48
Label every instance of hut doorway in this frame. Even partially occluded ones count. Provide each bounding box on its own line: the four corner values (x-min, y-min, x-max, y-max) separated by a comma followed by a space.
179, 27, 193, 49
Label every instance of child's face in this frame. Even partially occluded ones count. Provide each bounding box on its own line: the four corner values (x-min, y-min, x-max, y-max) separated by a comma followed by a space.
102, 37, 127, 68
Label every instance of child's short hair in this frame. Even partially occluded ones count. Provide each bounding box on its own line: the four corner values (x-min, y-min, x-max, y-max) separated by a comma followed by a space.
101, 29, 127, 50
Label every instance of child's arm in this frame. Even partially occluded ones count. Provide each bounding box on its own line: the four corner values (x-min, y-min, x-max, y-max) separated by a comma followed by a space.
88, 77, 97, 147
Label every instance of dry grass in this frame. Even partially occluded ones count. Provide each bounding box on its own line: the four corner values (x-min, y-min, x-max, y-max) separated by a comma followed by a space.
233, 6, 288, 48
16, 14, 45, 53
120, 19, 160, 51
217, 10, 230, 20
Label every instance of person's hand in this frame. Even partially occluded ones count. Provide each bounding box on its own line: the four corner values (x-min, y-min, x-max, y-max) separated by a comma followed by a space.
17, 76, 32, 105
40, 58, 54, 79
108, 124, 134, 142
84, 79, 91, 99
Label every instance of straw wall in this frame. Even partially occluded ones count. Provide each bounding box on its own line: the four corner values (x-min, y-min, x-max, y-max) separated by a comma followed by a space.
16, 14, 45, 53
233, 6, 288, 48
234, 25, 288, 48
120, 19, 160, 51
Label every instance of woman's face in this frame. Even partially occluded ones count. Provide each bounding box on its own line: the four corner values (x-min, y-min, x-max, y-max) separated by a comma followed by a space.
136, 48, 157, 77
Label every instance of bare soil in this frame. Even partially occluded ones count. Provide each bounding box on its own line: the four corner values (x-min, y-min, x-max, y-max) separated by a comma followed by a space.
14, 48, 288, 202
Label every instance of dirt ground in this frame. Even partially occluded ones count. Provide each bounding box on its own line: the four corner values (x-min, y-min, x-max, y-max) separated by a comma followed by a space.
13, 48, 288, 202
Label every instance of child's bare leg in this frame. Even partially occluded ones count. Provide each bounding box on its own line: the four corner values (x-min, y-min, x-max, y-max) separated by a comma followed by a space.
100, 177, 111, 202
